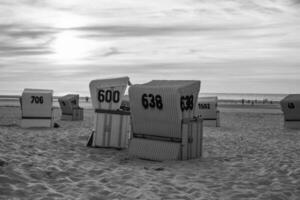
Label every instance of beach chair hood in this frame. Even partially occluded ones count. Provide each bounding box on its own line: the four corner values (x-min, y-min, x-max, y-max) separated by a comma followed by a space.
129, 80, 200, 138
280, 94, 300, 120
58, 94, 80, 115
21, 88, 53, 118
89, 76, 130, 110
197, 96, 218, 119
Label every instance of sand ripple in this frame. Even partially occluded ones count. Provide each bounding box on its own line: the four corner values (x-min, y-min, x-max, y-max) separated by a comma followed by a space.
0, 106, 299, 199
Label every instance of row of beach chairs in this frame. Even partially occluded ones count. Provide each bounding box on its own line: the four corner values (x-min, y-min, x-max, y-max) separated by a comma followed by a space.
17, 77, 300, 161
20, 89, 83, 128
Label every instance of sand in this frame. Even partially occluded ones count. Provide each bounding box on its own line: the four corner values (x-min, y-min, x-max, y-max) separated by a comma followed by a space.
0, 104, 299, 200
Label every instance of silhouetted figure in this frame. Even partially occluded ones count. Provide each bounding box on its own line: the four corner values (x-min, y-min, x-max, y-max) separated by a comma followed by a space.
242, 99, 245, 104
85, 96, 89, 102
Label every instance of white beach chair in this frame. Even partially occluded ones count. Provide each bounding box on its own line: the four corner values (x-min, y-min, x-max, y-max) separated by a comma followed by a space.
58, 94, 83, 121
128, 80, 203, 161
197, 96, 220, 127
280, 94, 300, 129
87, 77, 131, 149
20, 88, 53, 128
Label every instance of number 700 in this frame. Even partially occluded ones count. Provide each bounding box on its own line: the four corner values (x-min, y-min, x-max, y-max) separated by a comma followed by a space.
31, 96, 44, 104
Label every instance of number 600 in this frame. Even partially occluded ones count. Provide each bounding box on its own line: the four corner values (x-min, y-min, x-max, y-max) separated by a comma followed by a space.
98, 89, 120, 103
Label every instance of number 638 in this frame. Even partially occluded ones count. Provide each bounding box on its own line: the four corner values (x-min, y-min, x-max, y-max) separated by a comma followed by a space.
142, 94, 163, 110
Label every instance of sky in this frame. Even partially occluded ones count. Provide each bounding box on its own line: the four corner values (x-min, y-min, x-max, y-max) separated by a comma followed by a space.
0, 0, 300, 95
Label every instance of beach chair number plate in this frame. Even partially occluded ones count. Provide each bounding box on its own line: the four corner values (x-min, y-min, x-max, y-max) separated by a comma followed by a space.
142, 93, 163, 110
198, 103, 210, 109
31, 96, 44, 104
288, 103, 295, 109
181, 95, 194, 111
98, 89, 120, 103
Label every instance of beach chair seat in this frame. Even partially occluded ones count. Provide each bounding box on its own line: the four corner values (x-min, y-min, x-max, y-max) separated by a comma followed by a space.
59, 94, 83, 121
280, 94, 300, 129
20, 88, 53, 128
87, 77, 131, 149
128, 80, 203, 161
197, 96, 220, 127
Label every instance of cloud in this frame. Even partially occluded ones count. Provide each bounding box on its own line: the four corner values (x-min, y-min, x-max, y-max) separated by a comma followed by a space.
71, 24, 266, 38
102, 47, 121, 57
0, 23, 57, 39
0, 0, 300, 94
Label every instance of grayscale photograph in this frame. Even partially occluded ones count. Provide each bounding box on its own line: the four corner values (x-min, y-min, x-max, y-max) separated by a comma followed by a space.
0, 0, 299, 199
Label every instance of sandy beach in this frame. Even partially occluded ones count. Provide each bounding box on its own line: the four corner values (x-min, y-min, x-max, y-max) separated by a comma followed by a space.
0, 103, 299, 200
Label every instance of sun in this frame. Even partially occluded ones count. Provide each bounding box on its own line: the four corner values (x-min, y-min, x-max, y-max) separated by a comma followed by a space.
51, 31, 95, 64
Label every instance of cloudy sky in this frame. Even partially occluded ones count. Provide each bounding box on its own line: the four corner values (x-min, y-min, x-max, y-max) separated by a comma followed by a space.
0, 0, 299, 95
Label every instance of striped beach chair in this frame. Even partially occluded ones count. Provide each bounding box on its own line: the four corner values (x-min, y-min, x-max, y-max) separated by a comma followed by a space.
59, 94, 83, 121
197, 96, 220, 127
87, 77, 131, 149
20, 88, 54, 128
280, 94, 300, 129
128, 80, 203, 161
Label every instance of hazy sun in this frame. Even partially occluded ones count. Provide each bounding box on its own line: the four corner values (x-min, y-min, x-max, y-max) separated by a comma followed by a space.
51, 31, 95, 64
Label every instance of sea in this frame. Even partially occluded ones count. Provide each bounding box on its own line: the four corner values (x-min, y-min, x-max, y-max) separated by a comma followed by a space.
0, 89, 288, 102
199, 93, 287, 101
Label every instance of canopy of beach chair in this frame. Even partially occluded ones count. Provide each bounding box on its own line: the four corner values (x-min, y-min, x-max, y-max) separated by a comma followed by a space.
129, 80, 200, 139
21, 88, 53, 118
89, 77, 130, 110
280, 94, 300, 120
197, 96, 218, 119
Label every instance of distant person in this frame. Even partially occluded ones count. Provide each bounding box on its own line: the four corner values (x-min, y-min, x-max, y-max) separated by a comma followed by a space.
242, 99, 244, 104
85, 96, 89, 102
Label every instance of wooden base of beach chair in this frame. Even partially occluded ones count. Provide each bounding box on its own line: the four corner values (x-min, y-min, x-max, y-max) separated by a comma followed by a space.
129, 117, 203, 161
202, 111, 220, 127
61, 108, 84, 121
284, 121, 300, 129
87, 109, 130, 149
128, 138, 181, 161
61, 114, 73, 121
21, 119, 52, 128
73, 108, 84, 121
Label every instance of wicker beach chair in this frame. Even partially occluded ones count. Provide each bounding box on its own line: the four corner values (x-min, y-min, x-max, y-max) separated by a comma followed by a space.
87, 77, 131, 149
280, 94, 300, 129
20, 88, 53, 128
197, 96, 220, 127
58, 94, 83, 121
128, 80, 203, 161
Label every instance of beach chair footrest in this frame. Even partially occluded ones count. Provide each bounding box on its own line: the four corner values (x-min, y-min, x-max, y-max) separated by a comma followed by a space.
21, 119, 52, 128
128, 138, 181, 161
284, 121, 300, 129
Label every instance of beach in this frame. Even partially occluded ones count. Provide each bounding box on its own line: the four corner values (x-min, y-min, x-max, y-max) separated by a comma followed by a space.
0, 103, 299, 200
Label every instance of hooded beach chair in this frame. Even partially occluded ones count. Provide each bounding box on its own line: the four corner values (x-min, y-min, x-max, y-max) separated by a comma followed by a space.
280, 94, 300, 129
128, 80, 203, 161
20, 88, 53, 128
87, 77, 131, 149
197, 96, 220, 127
58, 94, 83, 121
